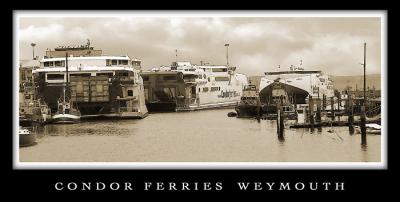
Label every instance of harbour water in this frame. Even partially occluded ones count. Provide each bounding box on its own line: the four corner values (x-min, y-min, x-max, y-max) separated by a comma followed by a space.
19, 108, 381, 162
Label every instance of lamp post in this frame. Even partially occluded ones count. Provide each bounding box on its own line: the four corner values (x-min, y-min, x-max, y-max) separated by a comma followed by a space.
224, 43, 229, 67
31, 43, 36, 60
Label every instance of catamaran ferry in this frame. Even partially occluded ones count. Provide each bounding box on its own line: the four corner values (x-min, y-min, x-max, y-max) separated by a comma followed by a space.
32, 41, 148, 119
142, 61, 248, 111
258, 65, 335, 122
259, 66, 335, 105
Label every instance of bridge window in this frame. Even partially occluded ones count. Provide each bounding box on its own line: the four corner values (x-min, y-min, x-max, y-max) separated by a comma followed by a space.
54, 60, 65, 67
211, 87, 219, 92
106, 59, 112, 66
119, 60, 128, 65
44, 61, 54, 67
215, 77, 230, 81
212, 68, 227, 72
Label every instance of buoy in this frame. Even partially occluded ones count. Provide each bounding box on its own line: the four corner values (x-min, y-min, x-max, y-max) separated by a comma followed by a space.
227, 112, 237, 117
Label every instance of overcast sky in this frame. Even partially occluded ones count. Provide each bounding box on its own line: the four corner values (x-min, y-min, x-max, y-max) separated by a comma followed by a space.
18, 16, 381, 76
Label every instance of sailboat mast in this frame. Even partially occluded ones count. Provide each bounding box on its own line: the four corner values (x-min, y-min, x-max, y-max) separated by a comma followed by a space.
66, 52, 69, 85
363, 42, 366, 104
65, 52, 69, 104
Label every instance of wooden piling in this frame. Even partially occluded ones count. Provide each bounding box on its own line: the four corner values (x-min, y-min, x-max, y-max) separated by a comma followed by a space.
277, 104, 284, 139
348, 95, 354, 134
360, 106, 367, 145
316, 98, 322, 132
309, 96, 314, 132
330, 97, 335, 121
279, 109, 285, 140
256, 98, 261, 122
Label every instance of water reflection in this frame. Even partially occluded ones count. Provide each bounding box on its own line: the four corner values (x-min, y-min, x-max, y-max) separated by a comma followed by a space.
20, 109, 381, 162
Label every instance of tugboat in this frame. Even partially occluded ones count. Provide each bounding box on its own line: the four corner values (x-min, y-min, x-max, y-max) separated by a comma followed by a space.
235, 85, 261, 118
52, 86, 81, 124
262, 79, 297, 120
19, 126, 36, 147
51, 53, 81, 124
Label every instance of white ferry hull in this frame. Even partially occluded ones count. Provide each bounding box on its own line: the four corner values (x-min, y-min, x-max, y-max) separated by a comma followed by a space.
81, 111, 148, 119
176, 101, 239, 111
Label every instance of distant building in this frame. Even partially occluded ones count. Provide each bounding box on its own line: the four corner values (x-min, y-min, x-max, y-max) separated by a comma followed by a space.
19, 59, 40, 85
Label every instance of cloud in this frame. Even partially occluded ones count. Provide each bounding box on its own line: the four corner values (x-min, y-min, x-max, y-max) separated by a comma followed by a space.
20, 23, 65, 42
17, 17, 381, 76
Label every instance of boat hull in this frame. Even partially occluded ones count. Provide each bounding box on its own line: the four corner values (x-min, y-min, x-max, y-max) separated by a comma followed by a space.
81, 112, 148, 119
52, 114, 80, 124
355, 127, 381, 135
176, 101, 238, 111
19, 132, 36, 147
146, 102, 177, 112
235, 105, 259, 118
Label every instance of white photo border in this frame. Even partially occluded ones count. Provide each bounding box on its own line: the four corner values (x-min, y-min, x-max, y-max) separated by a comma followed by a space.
13, 10, 388, 170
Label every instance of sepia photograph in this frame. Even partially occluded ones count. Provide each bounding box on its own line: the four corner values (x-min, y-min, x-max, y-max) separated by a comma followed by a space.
14, 10, 386, 169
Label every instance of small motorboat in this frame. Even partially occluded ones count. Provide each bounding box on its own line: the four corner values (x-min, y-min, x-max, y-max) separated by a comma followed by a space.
355, 123, 381, 135
19, 126, 36, 147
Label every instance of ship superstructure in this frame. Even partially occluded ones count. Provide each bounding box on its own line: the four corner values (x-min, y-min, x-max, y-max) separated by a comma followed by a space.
142, 61, 248, 111
32, 42, 148, 119
259, 67, 334, 105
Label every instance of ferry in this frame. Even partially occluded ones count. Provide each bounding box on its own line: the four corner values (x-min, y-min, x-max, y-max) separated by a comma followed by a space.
259, 65, 335, 120
32, 41, 148, 119
142, 61, 248, 111
259, 66, 334, 105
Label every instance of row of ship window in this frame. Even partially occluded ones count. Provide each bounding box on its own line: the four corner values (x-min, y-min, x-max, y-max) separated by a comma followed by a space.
142, 75, 230, 81
199, 87, 221, 92
42, 59, 132, 67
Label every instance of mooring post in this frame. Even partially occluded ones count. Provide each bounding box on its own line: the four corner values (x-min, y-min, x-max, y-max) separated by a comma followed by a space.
316, 98, 322, 132
360, 106, 367, 145
348, 94, 354, 134
276, 103, 284, 139
256, 98, 261, 122
331, 97, 335, 121
309, 96, 314, 132
276, 103, 281, 135
279, 108, 285, 140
